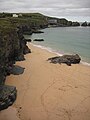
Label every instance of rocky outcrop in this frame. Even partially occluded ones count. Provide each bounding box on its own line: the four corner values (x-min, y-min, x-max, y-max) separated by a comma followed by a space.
81, 22, 87, 26
0, 85, 17, 111
0, 25, 31, 111
23, 45, 31, 54
33, 39, 44, 42
48, 54, 81, 66
20, 25, 33, 35
53, 18, 80, 27
32, 30, 44, 34
25, 39, 32, 42
88, 23, 90, 26
72, 22, 80, 26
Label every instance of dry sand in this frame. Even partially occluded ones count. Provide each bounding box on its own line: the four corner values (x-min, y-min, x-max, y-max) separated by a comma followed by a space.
0, 43, 90, 120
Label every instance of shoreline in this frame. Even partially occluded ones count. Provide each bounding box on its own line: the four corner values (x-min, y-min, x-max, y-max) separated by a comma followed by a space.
0, 43, 90, 120
30, 42, 90, 66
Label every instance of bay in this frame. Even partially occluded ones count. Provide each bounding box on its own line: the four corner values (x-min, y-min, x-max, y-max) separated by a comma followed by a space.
25, 27, 90, 65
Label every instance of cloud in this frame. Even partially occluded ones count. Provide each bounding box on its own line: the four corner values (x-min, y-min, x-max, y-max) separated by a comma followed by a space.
0, 0, 90, 21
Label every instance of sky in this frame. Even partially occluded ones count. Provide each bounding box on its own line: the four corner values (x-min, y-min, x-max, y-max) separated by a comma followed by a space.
0, 0, 90, 22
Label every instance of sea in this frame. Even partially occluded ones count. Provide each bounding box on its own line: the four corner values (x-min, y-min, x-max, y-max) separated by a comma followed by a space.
24, 26, 90, 66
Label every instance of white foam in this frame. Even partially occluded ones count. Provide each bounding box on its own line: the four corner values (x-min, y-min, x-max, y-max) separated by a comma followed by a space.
80, 61, 90, 66
30, 43, 63, 56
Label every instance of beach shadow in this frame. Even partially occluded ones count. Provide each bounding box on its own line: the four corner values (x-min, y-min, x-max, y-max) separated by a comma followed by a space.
11, 65, 25, 75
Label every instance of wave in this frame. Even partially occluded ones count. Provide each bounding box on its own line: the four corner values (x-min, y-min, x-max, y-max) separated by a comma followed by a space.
80, 61, 90, 66
30, 43, 90, 67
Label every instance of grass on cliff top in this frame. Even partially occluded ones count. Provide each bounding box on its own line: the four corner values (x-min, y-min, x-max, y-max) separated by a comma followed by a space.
0, 18, 47, 28
0, 18, 17, 28
22, 13, 46, 18
0, 12, 47, 28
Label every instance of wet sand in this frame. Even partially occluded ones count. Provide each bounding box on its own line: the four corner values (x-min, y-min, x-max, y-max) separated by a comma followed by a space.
1, 43, 90, 120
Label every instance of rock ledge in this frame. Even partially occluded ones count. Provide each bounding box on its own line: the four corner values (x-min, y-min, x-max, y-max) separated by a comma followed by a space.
0, 85, 17, 111
48, 54, 81, 66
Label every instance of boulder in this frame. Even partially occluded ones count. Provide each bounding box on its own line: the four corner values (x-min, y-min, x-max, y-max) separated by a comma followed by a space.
48, 54, 81, 66
0, 85, 17, 111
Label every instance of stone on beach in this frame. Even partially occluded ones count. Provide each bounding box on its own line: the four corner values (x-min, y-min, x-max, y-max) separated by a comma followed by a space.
0, 85, 17, 111
48, 54, 81, 66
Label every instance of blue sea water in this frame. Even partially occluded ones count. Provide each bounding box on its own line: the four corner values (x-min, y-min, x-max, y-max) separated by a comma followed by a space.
25, 27, 90, 65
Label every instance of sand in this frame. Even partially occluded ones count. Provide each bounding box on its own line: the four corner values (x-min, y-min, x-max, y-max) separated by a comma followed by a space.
0, 107, 20, 120
0, 43, 90, 120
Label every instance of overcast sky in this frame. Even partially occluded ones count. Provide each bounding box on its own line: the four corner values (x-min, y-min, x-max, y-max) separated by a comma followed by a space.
0, 0, 90, 21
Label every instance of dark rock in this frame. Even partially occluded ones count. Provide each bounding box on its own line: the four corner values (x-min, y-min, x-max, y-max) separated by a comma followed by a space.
33, 30, 44, 34
81, 22, 87, 26
0, 25, 31, 110
11, 65, 25, 75
25, 39, 32, 42
15, 52, 25, 61
21, 25, 33, 35
67, 21, 72, 26
88, 23, 90, 26
72, 22, 80, 26
23, 45, 31, 54
0, 85, 17, 111
0, 66, 6, 85
33, 39, 44, 42
48, 54, 81, 66
23, 31, 33, 35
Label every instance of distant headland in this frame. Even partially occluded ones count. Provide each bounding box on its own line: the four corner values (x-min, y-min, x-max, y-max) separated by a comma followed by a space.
0, 12, 90, 28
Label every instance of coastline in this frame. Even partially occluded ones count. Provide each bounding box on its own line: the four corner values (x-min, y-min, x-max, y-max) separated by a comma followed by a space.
29, 26, 90, 65
1, 43, 90, 120
31, 42, 90, 66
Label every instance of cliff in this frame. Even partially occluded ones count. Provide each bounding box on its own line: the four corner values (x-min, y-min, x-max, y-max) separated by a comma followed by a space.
0, 20, 31, 110
0, 14, 48, 110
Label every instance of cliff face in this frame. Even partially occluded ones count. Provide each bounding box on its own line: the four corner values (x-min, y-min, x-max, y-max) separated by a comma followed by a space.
0, 25, 31, 110
0, 14, 47, 111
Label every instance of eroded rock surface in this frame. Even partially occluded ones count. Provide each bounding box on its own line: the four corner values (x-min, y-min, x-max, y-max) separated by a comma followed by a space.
0, 85, 17, 111
48, 54, 81, 66
0, 25, 31, 111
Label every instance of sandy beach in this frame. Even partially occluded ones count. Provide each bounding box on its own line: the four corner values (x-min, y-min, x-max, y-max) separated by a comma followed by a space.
0, 43, 90, 120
